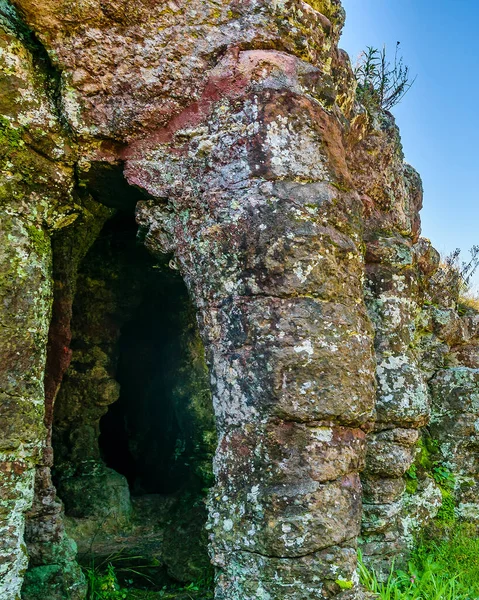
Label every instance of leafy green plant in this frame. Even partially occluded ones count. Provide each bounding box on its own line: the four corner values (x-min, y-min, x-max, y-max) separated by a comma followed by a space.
335, 578, 354, 590
405, 464, 418, 495
354, 42, 416, 112
411, 438, 457, 522
405, 436, 453, 499
85, 564, 129, 600
435, 488, 456, 523
431, 465, 455, 489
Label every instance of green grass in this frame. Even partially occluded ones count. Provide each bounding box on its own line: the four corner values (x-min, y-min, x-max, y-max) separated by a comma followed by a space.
86, 528, 479, 600
359, 525, 479, 599
84, 561, 214, 600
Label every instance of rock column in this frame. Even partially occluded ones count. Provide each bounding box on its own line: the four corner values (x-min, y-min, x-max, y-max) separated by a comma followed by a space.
127, 49, 377, 599
348, 115, 440, 573
0, 211, 53, 598
0, 12, 88, 597
426, 294, 479, 522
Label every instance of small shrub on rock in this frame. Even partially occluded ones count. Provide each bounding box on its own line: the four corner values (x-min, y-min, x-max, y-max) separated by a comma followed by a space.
354, 42, 416, 112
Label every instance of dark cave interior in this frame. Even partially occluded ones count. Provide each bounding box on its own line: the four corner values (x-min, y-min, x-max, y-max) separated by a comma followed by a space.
98, 249, 198, 496
50, 183, 216, 586
54, 206, 215, 497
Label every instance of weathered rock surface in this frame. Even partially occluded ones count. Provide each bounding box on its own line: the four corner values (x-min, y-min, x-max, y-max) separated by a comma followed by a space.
0, 1, 478, 599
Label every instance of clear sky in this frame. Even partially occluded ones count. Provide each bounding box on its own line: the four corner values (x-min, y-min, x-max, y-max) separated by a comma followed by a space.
340, 1, 479, 287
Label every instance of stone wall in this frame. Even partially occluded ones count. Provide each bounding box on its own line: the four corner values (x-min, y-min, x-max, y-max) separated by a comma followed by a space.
0, 1, 478, 599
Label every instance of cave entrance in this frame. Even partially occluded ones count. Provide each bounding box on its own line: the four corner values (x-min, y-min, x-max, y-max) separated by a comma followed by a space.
99, 244, 205, 496
52, 199, 215, 588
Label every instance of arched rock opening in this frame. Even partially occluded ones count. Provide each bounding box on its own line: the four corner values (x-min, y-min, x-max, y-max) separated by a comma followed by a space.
50, 197, 216, 588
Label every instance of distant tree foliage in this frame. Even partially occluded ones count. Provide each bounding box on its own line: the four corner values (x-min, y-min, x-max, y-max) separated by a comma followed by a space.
354, 42, 416, 112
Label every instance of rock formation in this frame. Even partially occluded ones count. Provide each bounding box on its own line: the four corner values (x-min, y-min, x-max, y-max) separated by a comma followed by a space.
0, 0, 478, 599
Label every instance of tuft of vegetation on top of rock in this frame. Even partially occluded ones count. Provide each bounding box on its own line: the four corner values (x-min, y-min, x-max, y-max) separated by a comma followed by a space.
354, 42, 416, 112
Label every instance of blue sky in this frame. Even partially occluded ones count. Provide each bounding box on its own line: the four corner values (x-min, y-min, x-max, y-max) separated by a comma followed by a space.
340, 1, 479, 287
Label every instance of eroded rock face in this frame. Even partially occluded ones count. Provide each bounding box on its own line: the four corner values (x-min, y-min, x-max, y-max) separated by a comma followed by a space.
0, 1, 479, 599
9, 0, 349, 140
346, 114, 439, 574
127, 44, 377, 597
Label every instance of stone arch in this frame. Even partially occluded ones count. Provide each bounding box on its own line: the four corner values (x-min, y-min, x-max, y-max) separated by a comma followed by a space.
29, 170, 217, 593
